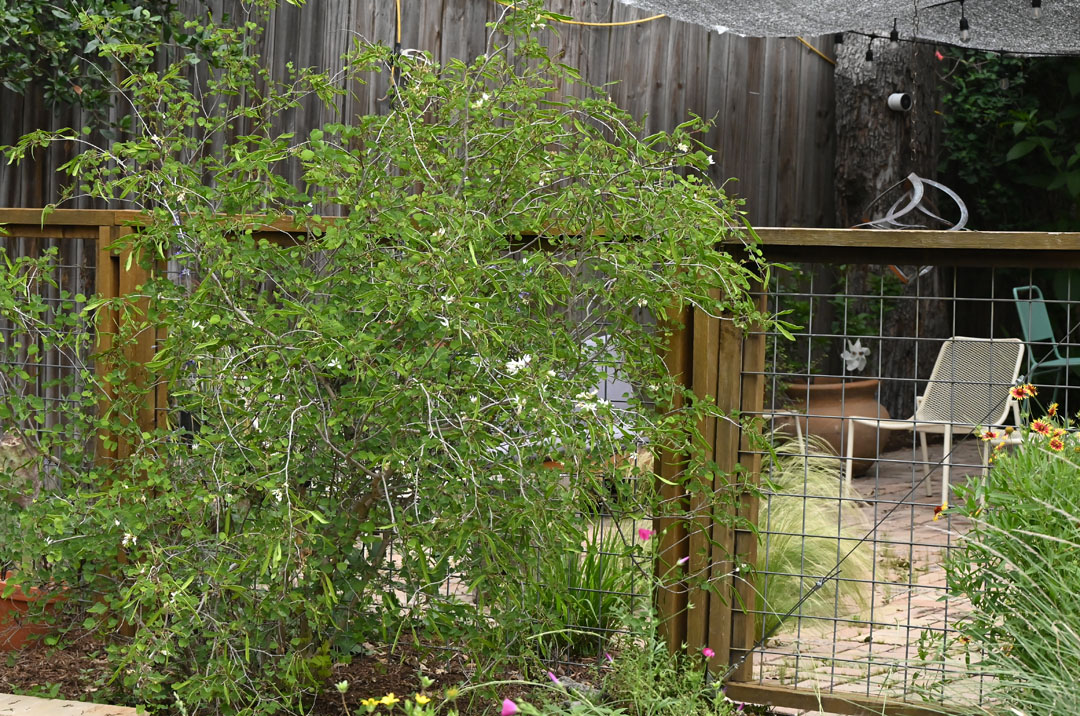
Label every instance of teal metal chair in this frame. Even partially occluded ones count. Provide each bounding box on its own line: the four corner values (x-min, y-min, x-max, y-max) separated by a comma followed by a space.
1013, 285, 1077, 402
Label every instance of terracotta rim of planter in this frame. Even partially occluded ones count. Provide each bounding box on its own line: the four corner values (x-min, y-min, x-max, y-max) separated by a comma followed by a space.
784, 377, 880, 392
0, 576, 64, 604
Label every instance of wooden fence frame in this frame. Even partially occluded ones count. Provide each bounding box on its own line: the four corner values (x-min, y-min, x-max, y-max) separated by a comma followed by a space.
659, 225, 1080, 716
6, 208, 1080, 714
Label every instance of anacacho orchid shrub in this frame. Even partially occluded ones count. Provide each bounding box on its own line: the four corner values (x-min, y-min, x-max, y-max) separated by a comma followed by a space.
1, 2, 776, 713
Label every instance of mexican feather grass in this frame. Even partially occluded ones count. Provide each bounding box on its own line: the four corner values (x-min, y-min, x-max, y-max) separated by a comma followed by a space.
756, 435, 873, 636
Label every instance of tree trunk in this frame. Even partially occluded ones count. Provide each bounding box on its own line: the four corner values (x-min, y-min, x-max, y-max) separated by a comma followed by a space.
832, 41, 950, 420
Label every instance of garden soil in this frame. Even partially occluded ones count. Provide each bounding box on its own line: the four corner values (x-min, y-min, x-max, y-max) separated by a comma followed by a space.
0, 633, 597, 715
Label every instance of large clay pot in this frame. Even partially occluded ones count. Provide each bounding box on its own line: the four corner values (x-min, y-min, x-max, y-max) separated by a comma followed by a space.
782, 378, 891, 477
0, 577, 60, 650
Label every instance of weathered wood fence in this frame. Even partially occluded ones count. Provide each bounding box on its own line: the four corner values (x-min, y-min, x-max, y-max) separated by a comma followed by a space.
0, 1, 837, 228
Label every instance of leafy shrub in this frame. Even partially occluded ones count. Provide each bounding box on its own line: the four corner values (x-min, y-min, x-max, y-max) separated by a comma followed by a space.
0, 2, 769, 714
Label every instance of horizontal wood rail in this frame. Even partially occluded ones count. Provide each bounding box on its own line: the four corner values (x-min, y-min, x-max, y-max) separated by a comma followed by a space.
725, 682, 951, 716
753, 226, 1080, 267
4, 209, 1079, 258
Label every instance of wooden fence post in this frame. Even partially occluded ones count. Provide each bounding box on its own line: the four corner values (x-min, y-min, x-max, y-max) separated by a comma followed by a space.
94, 221, 119, 465
656, 305, 692, 652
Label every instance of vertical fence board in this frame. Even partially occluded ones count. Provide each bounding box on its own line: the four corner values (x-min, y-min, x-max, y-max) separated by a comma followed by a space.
95, 225, 119, 464
729, 291, 767, 681
687, 296, 721, 653
656, 305, 691, 653
705, 311, 745, 669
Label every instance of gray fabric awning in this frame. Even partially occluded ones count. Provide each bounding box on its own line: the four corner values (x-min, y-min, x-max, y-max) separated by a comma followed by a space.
614, 0, 1080, 55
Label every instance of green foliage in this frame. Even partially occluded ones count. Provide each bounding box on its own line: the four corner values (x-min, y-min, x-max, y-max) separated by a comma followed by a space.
523, 525, 639, 662
946, 406, 1080, 712
940, 50, 1080, 230
0, 0, 203, 119
601, 632, 731, 716
757, 435, 872, 636
0, 4, 770, 715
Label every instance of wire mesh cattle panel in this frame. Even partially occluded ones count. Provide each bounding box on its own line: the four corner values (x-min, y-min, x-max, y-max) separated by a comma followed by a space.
0, 219, 99, 470
712, 228, 1080, 715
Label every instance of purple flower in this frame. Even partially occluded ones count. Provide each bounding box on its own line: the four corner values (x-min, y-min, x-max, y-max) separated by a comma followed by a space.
677, 556, 690, 566
702, 647, 715, 659
638, 528, 654, 541
501, 698, 519, 716
604, 652, 614, 664
547, 671, 559, 685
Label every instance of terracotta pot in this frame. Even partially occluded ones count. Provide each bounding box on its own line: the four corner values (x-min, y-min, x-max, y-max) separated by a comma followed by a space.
782, 378, 891, 477
0, 577, 60, 650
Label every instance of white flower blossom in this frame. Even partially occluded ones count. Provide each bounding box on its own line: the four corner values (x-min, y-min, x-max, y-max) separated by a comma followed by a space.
574, 388, 603, 413
441, 294, 456, 304
122, 533, 137, 547
637, 297, 648, 307
841, 338, 871, 373
437, 316, 450, 328
707, 155, 716, 165
505, 354, 532, 375
677, 142, 689, 152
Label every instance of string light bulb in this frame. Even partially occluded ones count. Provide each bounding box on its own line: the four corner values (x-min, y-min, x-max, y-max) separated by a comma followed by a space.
1031, 0, 1042, 19
889, 19, 900, 49
833, 32, 845, 44
959, 2, 970, 43
864, 38, 875, 69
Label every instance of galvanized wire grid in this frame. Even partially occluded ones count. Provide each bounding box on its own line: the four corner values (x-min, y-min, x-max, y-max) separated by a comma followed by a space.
0, 235, 96, 445
742, 261, 1077, 705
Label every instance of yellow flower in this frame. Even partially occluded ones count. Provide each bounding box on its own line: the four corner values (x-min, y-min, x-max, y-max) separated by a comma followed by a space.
380, 693, 400, 706
415, 694, 431, 705
445, 686, 460, 700
361, 698, 379, 708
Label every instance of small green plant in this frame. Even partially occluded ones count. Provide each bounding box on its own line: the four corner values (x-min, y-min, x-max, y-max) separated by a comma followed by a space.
523, 525, 640, 662
756, 435, 873, 637
602, 631, 732, 716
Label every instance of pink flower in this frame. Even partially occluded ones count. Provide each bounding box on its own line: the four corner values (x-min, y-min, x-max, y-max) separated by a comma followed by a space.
677, 556, 690, 566
638, 528, 654, 541
935, 49, 945, 60
604, 652, 614, 663
702, 647, 715, 659
547, 671, 559, 684
501, 698, 519, 716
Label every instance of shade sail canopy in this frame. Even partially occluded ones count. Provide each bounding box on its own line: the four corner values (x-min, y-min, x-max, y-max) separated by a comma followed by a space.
614, 0, 1080, 55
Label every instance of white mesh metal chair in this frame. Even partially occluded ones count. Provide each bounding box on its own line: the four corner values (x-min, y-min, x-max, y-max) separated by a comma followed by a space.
843, 337, 1024, 506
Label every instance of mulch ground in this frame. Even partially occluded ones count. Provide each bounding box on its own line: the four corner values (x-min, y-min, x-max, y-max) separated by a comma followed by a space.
1, 633, 602, 715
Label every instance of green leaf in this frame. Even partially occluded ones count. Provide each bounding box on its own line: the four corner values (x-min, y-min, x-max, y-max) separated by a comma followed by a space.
1006, 139, 1038, 162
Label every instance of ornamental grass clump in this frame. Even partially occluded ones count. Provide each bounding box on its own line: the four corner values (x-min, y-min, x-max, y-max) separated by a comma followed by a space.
756, 435, 873, 636
0, 1, 774, 713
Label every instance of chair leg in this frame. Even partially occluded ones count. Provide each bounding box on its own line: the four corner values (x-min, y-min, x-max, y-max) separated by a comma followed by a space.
844, 419, 856, 494
941, 424, 954, 508
920, 432, 931, 497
